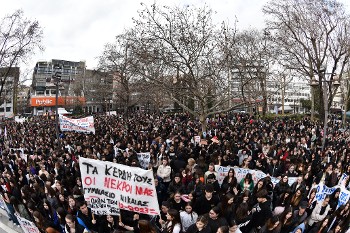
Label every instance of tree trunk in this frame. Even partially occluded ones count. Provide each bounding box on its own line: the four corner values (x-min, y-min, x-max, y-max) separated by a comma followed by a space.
199, 115, 207, 136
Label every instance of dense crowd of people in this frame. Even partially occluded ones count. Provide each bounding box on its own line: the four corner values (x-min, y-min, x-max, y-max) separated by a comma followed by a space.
0, 112, 350, 233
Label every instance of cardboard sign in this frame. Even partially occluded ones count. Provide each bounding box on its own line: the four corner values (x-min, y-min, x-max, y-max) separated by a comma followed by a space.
79, 157, 160, 216
137, 152, 151, 169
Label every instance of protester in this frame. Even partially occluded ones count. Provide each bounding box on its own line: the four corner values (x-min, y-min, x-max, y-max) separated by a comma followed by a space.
1, 112, 350, 233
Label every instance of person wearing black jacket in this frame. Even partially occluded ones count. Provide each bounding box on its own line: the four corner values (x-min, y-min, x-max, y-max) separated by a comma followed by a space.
245, 189, 272, 233
194, 184, 220, 216
76, 201, 99, 232
207, 206, 228, 233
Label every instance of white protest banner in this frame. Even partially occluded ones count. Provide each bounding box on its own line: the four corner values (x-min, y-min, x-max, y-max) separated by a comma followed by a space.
79, 157, 160, 216
59, 115, 95, 134
106, 111, 117, 116
338, 187, 350, 207
338, 173, 349, 188
137, 152, 150, 169
314, 183, 350, 208
9, 148, 27, 162
14, 116, 26, 123
0, 195, 9, 213
215, 165, 297, 187
15, 213, 40, 233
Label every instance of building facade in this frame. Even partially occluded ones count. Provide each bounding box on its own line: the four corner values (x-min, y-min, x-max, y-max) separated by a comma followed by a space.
0, 67, 20, 118
30, 59, 86, 115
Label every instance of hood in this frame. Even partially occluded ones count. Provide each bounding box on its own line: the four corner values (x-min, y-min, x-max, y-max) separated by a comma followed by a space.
291, 223, 305, 233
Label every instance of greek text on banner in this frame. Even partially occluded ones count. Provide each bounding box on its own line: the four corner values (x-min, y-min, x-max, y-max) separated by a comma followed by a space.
79, 157, 160, 216
59, 115, 95, 134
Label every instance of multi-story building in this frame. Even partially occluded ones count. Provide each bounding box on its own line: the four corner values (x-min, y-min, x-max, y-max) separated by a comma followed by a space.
30, 59, 86, 115
16, 85, 31, 115
0, 67, 20, 118
267, 78, 311, 114
84, 69, 113, 113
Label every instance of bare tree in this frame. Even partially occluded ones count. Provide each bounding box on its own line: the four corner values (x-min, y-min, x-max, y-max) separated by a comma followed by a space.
0, 10, 43, 102
263, 0, 350, 121
224, 28, 283, 116
98, 31, 137, 115
130, 3, 242, 132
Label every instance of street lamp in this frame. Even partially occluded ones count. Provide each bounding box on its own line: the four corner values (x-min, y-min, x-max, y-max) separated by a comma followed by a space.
53, 64, 62, 148
310, 74, 340, 150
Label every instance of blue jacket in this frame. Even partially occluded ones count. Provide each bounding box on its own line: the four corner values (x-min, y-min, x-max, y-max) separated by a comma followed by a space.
291, 223, 305, 233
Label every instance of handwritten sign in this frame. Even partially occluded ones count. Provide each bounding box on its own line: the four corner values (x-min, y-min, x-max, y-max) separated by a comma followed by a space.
15, 213, 40, 233
79, 157, 160, 216
137, 152, 150, 169
315, 183, 350, 208
215, 165, 297, 187
59, 115, 95, 134
194, 136, 201, 143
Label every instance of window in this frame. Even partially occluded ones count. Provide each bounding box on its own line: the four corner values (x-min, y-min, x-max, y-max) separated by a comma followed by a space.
6, 107, 11, 112
0, 108, 4, 112
46, 90, 50, 95
36, 91, 45, 95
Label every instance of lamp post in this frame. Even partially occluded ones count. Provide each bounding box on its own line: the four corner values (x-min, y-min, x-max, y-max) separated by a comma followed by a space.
53, 64, 62, 148
310, 74, 340, 151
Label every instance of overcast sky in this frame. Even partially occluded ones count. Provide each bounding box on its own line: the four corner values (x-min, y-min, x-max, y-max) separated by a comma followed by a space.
0, 0, 349, 80
0, 0, 270, 78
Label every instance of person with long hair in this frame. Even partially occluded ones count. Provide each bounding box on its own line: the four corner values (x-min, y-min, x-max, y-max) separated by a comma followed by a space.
273, 175, 290, 208
10, 196, 31, 221
136, 219, 157, 233
65, 214, 85, 233
279, 206, 295, 233
221, 168, 238, 192
161, 209, 182, 233
33, 210, 52, 233
217, 225, 229, 233
98, 214, 119, 233
234, 202, 251, 227
180, 202, 198, 232
305, 188, 317, 217
308, 216, 329, 233
239, 173, 254, 193
186, 215, 211, 233
259, 216, 281, 233
251, 179, 266, 206
290, 188, 304, 210
328, 224, 342, 233
42, 198, 60, 230
217, 192, 235, 222
168, 190, 186, 212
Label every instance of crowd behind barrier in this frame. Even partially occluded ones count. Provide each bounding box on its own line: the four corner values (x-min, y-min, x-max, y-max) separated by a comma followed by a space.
0, 112, 350, 233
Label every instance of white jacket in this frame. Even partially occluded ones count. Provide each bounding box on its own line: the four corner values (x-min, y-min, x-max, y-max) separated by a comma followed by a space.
157, 165, 171, 182
180, 211, 198, 232
308, 202, 330, 226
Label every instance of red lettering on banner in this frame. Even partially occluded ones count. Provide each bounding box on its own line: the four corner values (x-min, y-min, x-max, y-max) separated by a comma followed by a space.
104, 177, 132, 194
135, 186, 154, 197
84, 177, 95, 186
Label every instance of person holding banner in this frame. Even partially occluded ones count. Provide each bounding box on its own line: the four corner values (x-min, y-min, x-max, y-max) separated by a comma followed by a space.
76, 201, 99, 233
